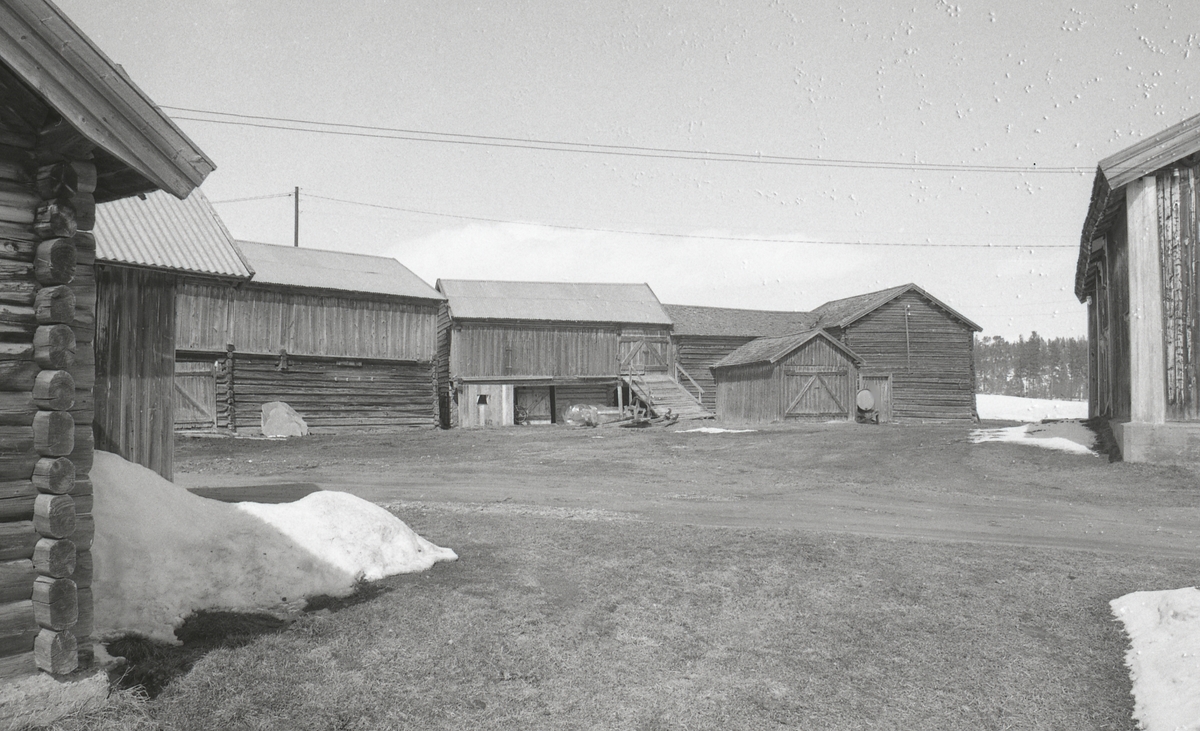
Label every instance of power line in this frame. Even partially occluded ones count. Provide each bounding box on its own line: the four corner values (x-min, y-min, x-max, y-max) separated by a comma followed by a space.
164, 105, 1090, 175
304, 192, 1076, 249
210, 192, 294, 204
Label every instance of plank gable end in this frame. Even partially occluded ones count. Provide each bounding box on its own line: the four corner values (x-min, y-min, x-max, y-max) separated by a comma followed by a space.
834, 291, 976, 421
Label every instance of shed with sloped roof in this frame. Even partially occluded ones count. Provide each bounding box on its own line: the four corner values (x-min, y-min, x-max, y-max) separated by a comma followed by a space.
710, 329, 862, 423
1074, 110, 1200, 462
93, 188, 252, 478
436, 279, 676, 427
664, 304, 817, 412
174, 241, 444, 432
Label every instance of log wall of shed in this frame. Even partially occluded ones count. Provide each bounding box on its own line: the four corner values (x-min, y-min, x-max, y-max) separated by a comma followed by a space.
833, 291, 976, 421
176, 280, 438, 362
94, 264, 175, 479
674, 335, 754, 411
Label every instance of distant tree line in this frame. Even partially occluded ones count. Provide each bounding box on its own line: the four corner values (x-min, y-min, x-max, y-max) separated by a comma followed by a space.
974, 333, 1089, 400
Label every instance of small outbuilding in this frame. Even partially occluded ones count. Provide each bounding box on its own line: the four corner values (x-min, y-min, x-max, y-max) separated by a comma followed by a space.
1075, 110, 1200, 462
664, 304, 817, 412
94, 188, 254, 479
437, 280, 701, 426
711, 329, 862, 423
176, 241, 444, 432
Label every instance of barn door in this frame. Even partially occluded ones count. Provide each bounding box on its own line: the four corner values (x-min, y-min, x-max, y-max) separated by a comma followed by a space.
784, 366, 851, 420
619, 336, 671, 375
515, 386, 552, 424
174, 361, 217, 429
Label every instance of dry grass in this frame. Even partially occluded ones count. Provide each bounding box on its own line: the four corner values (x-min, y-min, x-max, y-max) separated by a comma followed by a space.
126, 505, 1179, 731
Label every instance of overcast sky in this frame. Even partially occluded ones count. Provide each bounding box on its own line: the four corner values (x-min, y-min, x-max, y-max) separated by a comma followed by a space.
56, 0, 1200, 339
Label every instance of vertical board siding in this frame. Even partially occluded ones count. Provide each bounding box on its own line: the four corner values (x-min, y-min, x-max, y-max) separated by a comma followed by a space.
835, 292, 976, 421
450, 323, 630, 378
94, 265, 175, 479
176, 281, 437, 361
1158, 163, 1200, 421
714, 338, 856, 423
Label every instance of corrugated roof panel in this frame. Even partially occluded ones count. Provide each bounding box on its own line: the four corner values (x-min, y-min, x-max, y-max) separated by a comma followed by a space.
95, 189, 253, 279
438, 279, 672, 325
236, 241, 443, 301
664, 304, 817, 337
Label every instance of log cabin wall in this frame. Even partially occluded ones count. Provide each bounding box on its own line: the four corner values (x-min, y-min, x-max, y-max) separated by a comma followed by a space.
674, 335, 755, 411
94, 264, 175, 479
829, 291, 977, 422
176, 280, 440, 431
0, 98, 97, 678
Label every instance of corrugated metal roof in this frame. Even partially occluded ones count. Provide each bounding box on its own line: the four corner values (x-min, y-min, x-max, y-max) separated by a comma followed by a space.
438, 279, 672, 325
95, 189, 254, 279
664, 304, 817, 337
711, 329, 862, 370
237, 241, 443, 301
812, 283, 981, 332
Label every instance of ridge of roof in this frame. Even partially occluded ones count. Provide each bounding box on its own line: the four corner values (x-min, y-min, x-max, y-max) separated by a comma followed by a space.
812, 283, 981, 332
437, 279, 672, 325
663, 303, 817, 337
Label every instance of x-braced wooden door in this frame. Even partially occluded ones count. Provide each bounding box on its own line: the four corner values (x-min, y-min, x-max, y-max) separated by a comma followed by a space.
784, 365, 852, 420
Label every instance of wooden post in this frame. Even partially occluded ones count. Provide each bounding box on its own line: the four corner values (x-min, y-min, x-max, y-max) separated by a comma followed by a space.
1127, 175, 1167, 424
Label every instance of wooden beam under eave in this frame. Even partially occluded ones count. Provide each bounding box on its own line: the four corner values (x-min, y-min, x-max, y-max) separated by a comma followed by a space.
0, 1, 213, 199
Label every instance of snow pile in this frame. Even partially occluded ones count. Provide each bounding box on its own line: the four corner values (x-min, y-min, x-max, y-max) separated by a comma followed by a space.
969, 423, 1096, 455
91, 451, 455, 642
976, 394, 1088, 422
237, 492, 457, 581
681, 427, 757, 434
1111, 588, 1200, 731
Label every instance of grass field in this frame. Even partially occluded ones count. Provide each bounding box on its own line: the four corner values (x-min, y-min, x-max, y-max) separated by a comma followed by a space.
42, 421, 1200, 730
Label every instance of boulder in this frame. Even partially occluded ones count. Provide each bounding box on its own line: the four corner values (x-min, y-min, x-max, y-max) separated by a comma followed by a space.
261, 401, 308, 437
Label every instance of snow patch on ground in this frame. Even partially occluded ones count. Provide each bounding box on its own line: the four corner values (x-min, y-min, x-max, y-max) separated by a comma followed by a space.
92, 451, 455, 642
237, 492, 457, 581
681, 427, 757, 434
969, 424, 1097, 455
1112, 587, 1200, 731
976, 394, 1088, 422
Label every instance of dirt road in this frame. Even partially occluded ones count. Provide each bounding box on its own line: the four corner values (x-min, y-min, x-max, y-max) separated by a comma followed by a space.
174, 422, 1200, 560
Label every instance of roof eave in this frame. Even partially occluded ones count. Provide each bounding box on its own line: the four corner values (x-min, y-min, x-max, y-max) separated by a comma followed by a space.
0, 0, 214, 200
1075, 167, 1114, 302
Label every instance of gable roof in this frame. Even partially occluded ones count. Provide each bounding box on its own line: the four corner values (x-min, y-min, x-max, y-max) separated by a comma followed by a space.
811, 283, 981, 332
1075, 111, 1200, 300
95, 189, 253, 280
663, 304, 817, 338
0, 0, 213, 201
711, 328, 862, 370
237, 241, 443, 302
437, 279, 672, 325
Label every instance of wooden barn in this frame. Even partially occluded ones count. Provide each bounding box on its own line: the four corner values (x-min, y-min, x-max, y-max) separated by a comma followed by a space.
1075, 111, 1200, 462
809, 283, 981, 422
711, 329, 863, 423
437, 280, 705, 426
0, 0, 212, 679
176, 241, 443, 432
664, 304, 817, 412
93, 188, 254, 479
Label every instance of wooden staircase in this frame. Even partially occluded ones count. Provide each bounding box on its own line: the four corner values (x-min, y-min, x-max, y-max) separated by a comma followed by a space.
625, 373, 714, 421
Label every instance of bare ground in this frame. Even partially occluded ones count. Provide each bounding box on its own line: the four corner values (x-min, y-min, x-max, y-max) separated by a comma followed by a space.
174, 420, 1200, 560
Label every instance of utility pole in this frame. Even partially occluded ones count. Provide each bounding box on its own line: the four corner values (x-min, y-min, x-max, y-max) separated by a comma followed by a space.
293, 186, 300, 247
